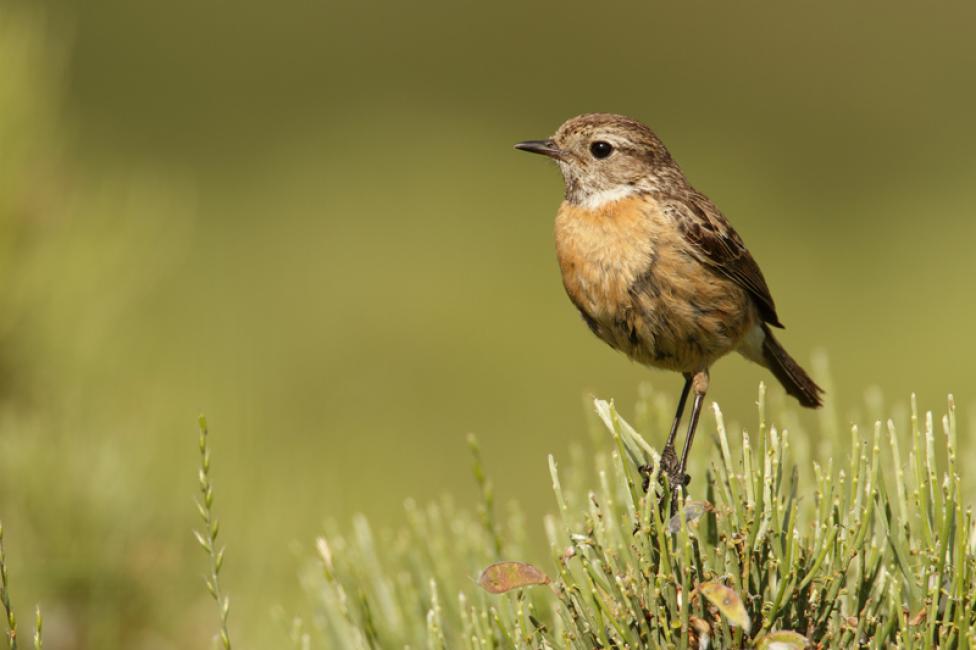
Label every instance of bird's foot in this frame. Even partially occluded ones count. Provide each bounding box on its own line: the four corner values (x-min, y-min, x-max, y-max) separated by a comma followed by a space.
639, 445, 691, 503
635, 448, 693, 530
658, 445, 690, 491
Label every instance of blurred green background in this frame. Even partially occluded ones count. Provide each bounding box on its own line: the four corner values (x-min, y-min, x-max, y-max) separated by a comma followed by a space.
1, 0, 975, 647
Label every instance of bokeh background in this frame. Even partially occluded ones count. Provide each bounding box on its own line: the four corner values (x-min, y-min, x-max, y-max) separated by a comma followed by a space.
1, 1, 975, 647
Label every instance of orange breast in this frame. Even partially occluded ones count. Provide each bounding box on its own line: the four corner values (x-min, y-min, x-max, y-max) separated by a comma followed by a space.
554, 194, 754, 372
554, 195, 663, 322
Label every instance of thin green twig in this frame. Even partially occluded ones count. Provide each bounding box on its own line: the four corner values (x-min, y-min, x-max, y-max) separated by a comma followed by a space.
0, 522, 17, 650
194, 416, 232, 650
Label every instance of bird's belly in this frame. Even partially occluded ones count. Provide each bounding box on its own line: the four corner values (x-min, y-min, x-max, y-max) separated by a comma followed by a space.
589, 280, 752, 372
623, 274, 754, 372
561, 242, 755, 373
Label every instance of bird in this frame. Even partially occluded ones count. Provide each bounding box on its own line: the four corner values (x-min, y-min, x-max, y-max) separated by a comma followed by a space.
515, 113, 823, 494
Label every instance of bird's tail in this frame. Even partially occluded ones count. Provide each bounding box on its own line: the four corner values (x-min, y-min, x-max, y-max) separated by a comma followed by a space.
760, 323, 824, 408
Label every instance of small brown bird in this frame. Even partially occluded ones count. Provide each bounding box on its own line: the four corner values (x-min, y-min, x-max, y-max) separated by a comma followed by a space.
516, 113, 822, 492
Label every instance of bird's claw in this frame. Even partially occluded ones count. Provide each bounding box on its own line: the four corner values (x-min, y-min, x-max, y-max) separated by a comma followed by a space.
659, 446, 685, 488
639, 446, 691, 493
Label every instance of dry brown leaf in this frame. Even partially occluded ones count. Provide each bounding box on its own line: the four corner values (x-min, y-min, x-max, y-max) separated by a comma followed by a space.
477, 561, 550, 594
755, 630, 810, 649
699, 581, 751, 632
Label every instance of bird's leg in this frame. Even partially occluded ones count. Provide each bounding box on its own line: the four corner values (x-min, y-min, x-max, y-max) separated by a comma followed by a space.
675, 370, 710, 496
664, 374, 693, 452
644, 374, 692, 492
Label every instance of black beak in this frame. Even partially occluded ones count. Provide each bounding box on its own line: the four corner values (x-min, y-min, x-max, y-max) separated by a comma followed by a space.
514, 139, 563, 159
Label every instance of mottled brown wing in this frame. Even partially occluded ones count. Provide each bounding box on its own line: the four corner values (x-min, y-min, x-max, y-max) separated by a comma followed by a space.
661, 193, 784, 328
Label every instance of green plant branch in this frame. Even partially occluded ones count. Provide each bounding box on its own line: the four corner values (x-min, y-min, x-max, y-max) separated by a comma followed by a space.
194, 416, 232, 650
0, 522, 17, 650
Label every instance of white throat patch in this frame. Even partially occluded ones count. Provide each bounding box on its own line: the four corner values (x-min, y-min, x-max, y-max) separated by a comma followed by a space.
578, 186, 638, 210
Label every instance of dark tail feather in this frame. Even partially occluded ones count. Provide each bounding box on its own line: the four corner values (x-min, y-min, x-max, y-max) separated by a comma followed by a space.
761, 324, 824, 408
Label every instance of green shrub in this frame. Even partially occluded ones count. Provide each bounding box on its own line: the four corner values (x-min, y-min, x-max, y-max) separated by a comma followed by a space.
280, 384, 974, 648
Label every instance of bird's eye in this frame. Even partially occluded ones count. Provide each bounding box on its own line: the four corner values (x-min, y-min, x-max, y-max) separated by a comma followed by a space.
589, 141, 613, 159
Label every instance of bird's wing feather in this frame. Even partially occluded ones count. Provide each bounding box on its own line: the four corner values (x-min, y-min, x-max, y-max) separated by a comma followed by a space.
659, 191, 784, 328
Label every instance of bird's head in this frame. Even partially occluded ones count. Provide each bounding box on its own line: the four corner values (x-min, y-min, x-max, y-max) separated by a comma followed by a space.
516, 113, 675, 208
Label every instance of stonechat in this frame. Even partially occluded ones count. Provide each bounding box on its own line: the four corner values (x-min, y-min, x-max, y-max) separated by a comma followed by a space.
516, 113, 823, 493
